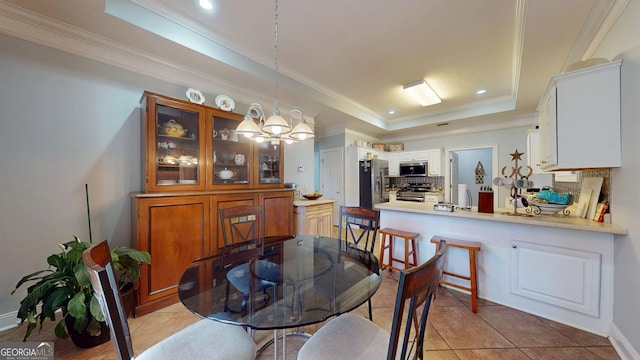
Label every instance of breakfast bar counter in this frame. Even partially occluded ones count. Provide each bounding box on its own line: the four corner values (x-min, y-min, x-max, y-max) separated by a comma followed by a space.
375, 201, 627, 235
375, 201, 627, 337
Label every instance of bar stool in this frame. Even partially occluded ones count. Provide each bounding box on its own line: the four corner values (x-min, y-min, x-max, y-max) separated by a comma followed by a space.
379, 228, 419, 272
430, 236, 481, 312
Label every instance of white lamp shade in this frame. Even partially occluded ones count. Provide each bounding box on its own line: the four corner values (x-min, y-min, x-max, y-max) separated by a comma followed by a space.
289, 121, 314, 140
262, 113, 291, 135
235, 117, 263, 137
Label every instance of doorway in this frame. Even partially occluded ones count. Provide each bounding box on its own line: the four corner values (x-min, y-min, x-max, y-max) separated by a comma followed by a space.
319, 147, 344, 225
445, 145, 498, 207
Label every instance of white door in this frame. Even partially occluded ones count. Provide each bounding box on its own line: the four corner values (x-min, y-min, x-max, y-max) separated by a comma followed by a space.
320, 147, 344, 226
450, 152, 459, 204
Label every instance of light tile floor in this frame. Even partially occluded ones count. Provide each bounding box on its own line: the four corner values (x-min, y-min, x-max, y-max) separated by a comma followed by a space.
1, 227, 621, 359
0, 270, 620, 360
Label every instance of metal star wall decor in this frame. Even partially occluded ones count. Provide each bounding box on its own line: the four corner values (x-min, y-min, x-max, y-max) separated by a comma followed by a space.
510, 149, 524, 161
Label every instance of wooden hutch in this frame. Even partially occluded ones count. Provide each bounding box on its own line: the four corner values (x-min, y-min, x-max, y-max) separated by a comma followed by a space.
132, 92, 294, 316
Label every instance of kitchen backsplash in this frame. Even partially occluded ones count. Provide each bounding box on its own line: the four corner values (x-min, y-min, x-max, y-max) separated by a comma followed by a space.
553, 168, 610, 205
388, 176, 445, 190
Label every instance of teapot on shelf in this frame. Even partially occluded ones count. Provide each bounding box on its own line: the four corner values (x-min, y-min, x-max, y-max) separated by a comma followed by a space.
161, 119, 187, 137
216, 168, 236, 179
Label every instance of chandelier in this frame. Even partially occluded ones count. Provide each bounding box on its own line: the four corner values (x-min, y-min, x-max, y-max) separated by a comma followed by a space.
234, 0, 314, 147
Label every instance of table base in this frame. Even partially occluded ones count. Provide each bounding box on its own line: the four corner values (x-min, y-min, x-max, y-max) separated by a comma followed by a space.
257, 330, 311, 360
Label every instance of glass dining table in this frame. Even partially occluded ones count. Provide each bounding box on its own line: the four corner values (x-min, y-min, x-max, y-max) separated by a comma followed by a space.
178, 234, 382, 359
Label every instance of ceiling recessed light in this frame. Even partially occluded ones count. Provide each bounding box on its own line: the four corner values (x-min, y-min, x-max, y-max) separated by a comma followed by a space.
388, 109, 396, 115
199, 0, 213, 10
476, 89, 487, 95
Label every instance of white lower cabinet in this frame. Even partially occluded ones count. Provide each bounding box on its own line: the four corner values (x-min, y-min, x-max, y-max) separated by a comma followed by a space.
510, 240, 601, 316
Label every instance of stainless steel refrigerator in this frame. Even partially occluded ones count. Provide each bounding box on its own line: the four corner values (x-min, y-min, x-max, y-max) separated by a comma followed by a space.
359, 159, 389, 209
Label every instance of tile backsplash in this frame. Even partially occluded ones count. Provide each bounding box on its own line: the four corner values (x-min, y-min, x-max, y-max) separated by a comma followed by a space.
553, 168, 610, 205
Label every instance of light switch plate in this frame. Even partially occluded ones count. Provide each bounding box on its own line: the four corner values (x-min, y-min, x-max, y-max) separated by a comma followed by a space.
297, 165, 304, 172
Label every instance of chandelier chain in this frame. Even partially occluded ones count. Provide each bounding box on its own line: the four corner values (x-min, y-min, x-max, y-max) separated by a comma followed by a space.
273, 0, 279, 113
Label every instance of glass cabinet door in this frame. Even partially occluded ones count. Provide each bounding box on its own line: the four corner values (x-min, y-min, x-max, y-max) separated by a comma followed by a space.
153, 102, 203, 190
211, 115, 251, 188
256, 142, 283, 186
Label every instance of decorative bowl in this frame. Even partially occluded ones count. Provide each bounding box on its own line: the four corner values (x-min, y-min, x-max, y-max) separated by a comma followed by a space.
302, 193, 323, 200
531, 202, 570, 215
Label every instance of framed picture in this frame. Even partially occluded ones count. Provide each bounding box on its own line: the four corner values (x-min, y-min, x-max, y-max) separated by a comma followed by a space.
388, 143, 404, 152
372, 143, 386, 151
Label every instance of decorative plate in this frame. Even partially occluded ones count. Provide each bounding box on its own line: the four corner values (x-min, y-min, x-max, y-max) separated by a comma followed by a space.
186, 88, 205, 104
215, 95, 235, 111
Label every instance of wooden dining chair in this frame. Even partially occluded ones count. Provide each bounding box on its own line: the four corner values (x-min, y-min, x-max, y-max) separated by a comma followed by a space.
82, 240, 256, 360
219, 205, 274, 312
337, 206, 380, 320
338, 206, 381, 254
298, 239, 447, 360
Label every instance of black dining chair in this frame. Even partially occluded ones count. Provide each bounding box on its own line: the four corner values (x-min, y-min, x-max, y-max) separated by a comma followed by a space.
82, 240, 256, 360
298, 239, 447, 360
335, 206, 380, 320
219, 205, 276, 313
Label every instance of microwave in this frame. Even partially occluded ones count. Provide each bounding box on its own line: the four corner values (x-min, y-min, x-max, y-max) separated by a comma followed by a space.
399, 162, 428, 177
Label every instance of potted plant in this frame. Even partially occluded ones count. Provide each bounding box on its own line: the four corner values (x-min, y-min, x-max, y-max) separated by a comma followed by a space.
12, 237, 151, 348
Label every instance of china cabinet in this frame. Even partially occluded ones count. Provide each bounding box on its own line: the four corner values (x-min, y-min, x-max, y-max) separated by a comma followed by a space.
134, 92, 293, 316
141, 94, 206, 192
140, 91, 284, 191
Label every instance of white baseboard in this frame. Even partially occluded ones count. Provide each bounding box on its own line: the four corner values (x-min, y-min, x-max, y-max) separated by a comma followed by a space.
0, 311, 20, 332
610, 323, 640, 360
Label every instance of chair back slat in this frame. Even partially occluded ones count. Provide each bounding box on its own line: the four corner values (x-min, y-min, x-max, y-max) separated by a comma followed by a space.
219, 205, 265, 267
83, 241, 134, 360
387, 240, 447, 360
338, 206, 380, 252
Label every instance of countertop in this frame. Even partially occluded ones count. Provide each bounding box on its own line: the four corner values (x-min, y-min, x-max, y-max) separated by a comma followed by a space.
293, 199, 337, 207
375, 201, 627, 235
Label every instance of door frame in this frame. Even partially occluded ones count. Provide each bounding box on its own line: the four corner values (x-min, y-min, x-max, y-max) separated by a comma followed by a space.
444, 144, 499, 206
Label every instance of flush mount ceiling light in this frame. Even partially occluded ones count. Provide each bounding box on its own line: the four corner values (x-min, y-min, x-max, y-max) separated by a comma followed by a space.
402, 80, 441, 107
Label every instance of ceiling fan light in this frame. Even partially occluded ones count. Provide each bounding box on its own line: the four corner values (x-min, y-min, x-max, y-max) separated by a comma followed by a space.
403, 80, 441, 107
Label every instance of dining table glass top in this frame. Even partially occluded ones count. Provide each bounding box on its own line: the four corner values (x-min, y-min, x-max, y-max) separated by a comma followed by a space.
178, 235, 382, 330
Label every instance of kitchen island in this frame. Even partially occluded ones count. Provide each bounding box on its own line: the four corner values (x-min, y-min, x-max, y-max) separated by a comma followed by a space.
375, 201, 626, 336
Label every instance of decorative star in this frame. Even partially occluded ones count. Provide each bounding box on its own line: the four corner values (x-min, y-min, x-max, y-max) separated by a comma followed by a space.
510, 149, 524, 160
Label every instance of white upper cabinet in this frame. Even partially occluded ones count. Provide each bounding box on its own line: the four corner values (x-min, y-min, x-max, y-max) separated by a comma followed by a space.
387, 153, 400, 176
537, 60, 621, 170
427, 149, 442, 176
399, 151, 429, 162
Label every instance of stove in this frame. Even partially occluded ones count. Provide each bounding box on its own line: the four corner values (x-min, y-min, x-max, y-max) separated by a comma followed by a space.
396, 184, 432, 202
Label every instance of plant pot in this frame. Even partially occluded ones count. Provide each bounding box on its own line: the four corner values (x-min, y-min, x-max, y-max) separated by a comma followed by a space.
119, 282, 136, 318
64, 315, 110, 348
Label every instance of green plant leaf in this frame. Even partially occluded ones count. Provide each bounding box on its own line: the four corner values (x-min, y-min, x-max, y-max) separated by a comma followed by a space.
74, 263, 90, 288
89, 295, 105, 322
12, 270, 53, 294
54, 318, 68, 339
47, 254, 65, 270
73, 312, 89, 333
42, 287, 72, 316
67, 292, 87, 319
